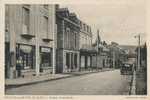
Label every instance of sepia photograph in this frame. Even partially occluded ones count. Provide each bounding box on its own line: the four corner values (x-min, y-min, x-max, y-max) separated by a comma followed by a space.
3, 0, 147, 97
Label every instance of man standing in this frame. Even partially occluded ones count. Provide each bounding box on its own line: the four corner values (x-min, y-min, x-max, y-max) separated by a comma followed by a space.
16, 57, 23, 77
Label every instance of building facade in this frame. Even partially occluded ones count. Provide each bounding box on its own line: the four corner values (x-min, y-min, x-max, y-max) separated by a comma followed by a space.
93, 31, 111, 69
5, 5, 56, 78
79, 20, 97, 70
56, 6, 80, 73
109, 42, 129, 68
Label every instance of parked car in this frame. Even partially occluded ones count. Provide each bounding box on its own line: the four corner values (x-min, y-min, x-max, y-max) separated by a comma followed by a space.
120, 62, 133, 75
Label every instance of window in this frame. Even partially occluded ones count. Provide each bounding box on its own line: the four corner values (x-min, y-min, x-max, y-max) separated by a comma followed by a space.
22, 7, 30, 34
74, 33, 77, 48
41, 53, 51, 67
17, 44, 35, 70
66, 28, 70, 48
43, 16, 48, 37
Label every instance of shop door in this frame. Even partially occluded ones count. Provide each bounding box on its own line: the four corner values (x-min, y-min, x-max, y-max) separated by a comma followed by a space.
74, 54, 77, 68
66, 53, 70, 69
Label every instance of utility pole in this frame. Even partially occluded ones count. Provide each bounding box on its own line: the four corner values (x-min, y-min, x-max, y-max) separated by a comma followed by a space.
135, 34, 141, 70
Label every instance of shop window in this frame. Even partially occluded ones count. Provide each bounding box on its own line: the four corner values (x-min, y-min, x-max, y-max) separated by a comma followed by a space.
40, 47, 52, 68
41, 53, 51, 67
16, 44, 35, 70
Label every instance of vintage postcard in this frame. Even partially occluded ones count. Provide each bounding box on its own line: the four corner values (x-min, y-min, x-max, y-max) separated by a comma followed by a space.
0, 0, 149, 100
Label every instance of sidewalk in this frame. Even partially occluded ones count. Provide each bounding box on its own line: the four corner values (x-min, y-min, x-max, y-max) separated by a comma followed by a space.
130, 70, 136, 95
136, 68, 147, 95
5, 68, 114, 89
130, 67, 147, 95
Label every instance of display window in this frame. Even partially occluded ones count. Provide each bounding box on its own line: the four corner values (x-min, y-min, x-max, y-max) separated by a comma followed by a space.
16, 44, 35, 70
40, 47, 52, 68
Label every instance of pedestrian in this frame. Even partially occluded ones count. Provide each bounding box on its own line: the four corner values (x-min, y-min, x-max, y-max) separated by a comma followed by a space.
16, 56, 23, 77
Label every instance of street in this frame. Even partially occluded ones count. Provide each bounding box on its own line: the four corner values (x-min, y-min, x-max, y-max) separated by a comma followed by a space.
5, 70, 132, 95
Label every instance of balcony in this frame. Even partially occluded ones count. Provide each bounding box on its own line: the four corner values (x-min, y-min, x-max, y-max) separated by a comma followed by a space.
80, 44, 97, 54
42, 38, 53, 42
21, 33, 35, 40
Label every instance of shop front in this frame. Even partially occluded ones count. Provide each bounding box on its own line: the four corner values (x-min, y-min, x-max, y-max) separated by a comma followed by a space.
79, 49, 94, 71
40, 47, 52, 74
16, 44, 35, 77
64, 52, 79, 72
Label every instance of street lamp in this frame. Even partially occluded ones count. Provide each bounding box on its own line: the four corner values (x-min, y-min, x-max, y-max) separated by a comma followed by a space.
134, 34, 141, 70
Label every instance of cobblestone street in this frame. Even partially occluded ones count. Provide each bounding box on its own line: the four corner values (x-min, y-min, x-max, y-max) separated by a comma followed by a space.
6, 70, 132, 95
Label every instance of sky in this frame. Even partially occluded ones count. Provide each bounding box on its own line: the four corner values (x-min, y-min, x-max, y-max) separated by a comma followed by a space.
60, 0, 146, 45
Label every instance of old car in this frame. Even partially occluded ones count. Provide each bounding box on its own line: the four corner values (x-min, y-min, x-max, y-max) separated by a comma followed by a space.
120, 62, 134, 75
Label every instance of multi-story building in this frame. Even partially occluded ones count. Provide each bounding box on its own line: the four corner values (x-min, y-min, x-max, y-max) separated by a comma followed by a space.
56, 6, 80, 73
93, 31, 111, 69
109, 42, 126, 68
5, 5, 56, 78
79, 20, 97, 70
99, 41, 111, 68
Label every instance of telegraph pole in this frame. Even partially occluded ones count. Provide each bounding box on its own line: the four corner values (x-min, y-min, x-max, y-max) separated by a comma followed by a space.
135, 34, 141, 70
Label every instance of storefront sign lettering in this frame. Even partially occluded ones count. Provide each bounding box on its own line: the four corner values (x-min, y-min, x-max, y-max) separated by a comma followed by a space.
41, 47, 51, 53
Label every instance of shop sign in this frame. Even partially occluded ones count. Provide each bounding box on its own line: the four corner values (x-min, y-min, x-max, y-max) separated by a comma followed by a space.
41, 47, 51, 53
20, 45, 32, 53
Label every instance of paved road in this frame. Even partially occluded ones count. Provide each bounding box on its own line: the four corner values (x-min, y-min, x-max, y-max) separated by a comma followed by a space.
5, 70, 132, 95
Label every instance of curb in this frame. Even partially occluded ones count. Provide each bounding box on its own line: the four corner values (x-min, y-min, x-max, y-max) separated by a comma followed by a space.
129, 71, 136, 95
5, 69, 114, 89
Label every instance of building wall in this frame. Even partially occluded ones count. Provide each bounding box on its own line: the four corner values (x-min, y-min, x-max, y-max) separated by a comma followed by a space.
56, 8, 80, 73
79, 21, 92, 49
91, 55, 97, 68
5, 5, 56, 78
79, 21, 94, 70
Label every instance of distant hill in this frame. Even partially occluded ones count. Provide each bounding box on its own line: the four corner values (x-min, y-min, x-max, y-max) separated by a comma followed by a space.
119, 45, 137, 54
